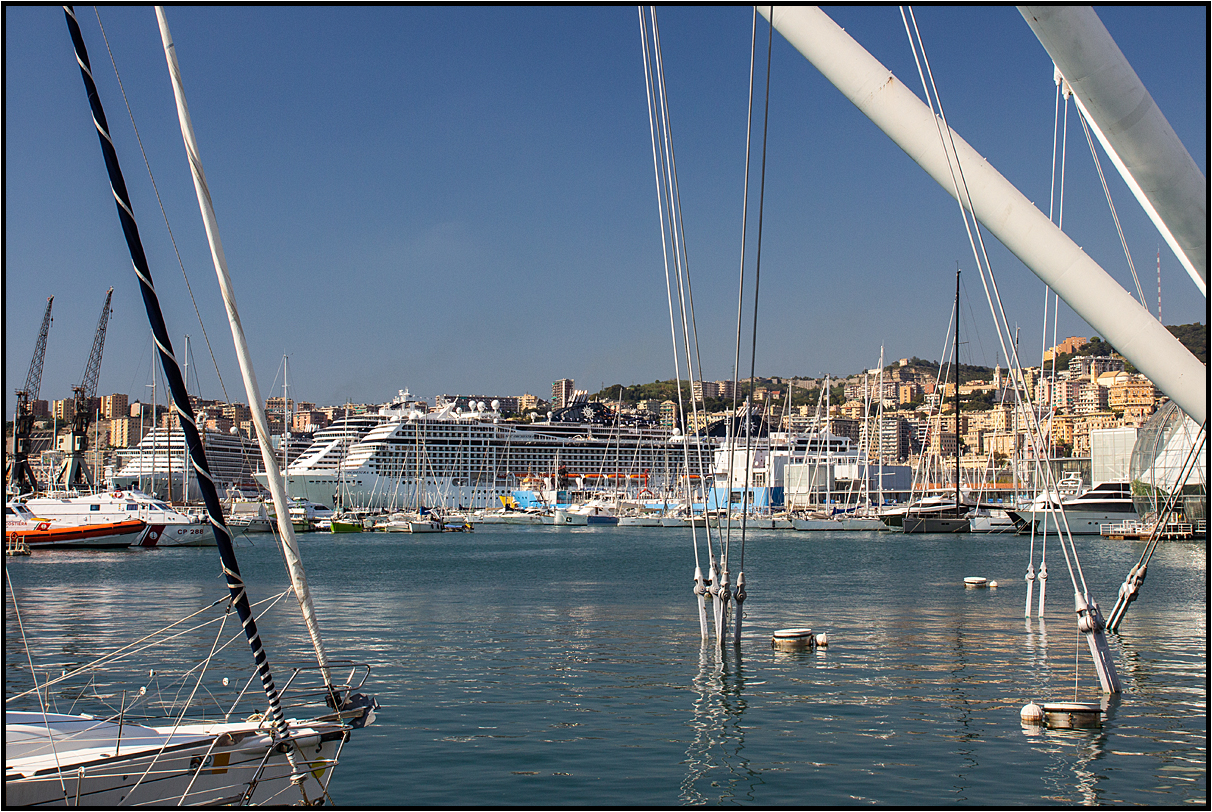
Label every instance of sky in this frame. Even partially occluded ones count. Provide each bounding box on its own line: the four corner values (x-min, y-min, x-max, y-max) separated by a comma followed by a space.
5, 5, 1206, 412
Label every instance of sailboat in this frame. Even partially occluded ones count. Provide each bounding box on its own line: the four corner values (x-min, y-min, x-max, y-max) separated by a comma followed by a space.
6, 8, 377, 805
903, 268, 970, 533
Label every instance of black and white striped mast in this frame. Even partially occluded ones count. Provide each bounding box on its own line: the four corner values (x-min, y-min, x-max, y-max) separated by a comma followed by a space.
62, 4, 297, 746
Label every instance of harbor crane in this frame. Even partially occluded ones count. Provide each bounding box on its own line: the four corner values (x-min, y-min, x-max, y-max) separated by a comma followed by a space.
55, 287, 113, 490
7, 296, 54, 496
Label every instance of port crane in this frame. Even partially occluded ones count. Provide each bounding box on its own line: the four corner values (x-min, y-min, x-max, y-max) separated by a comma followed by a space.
7, 297, 54, 496
55, 288, 113, 490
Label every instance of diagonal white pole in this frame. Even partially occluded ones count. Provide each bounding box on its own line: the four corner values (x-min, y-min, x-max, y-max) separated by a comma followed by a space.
156, 6, 333, 694
758, 6, 1205, 426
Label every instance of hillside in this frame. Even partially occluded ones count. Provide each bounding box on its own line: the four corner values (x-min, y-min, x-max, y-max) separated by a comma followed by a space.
1046, 323, 1205, 372
1167, 322, 1206, 364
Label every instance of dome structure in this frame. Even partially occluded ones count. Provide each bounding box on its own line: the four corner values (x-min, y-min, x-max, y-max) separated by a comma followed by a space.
1128, 401, 1206, 525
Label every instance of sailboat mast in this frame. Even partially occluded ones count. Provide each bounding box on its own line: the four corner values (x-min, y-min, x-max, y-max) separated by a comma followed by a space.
155, 5, 335, 696
955, 267, 961, 514
183, 333, 190, 501
877, 345, 884, 511
63, 4, 294, 735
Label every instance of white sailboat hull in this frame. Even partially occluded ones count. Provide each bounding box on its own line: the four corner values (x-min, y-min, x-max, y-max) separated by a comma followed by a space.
5, 712, 345, 807
793, 518, 845, 531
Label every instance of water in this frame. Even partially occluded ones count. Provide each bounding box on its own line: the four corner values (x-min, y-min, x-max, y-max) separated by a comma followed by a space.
6, 527, 1206, 805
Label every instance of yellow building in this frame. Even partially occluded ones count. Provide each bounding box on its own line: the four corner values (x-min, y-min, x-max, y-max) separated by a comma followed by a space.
1107, 376, 1158, 411
1042, 335, 1086, 362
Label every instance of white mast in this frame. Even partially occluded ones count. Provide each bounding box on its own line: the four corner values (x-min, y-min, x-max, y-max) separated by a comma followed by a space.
182, 334, 190, 501
877, 346, 884, 511
156, 7, 332, 687
758, 6, 1205, 426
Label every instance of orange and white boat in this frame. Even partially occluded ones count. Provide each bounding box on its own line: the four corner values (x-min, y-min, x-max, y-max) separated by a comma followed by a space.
4, 501, 145, 550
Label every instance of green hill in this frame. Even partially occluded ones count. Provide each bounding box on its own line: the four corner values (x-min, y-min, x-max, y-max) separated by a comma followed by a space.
1167, 322, 1206, 364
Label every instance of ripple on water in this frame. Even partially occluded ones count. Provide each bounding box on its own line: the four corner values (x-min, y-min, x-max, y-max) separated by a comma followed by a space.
5, 528, 1205, 806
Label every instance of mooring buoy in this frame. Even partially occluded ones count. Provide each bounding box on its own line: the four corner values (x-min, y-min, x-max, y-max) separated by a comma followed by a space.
1040, 702, 1102, 729
771, 628, 814, 650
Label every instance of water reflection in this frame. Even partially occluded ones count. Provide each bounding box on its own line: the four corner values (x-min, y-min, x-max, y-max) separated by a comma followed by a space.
681, 645, 762, 804
1025, 713, 1113, 805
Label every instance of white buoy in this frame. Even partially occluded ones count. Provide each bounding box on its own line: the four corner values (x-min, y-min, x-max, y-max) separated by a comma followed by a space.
771, 628, 814, 650
815, 632, 828, 647
1020, 701, 1044, 726
964, 576, 988, 588
989, 580, 999, 588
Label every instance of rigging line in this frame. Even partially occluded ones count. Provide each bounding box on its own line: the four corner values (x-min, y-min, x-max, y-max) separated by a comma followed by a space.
1141, 420, 1205, 567
960, 280, 991, 371
1076, 106, 1147, 306
908, 29, 1071, 570
100, 8, 268, 512
739, 10, 774, 570
128, 603, 232, 803
1039, 81, 1062, 465
905, 8, 1087, 593
654, 15, 720, 562
906, 12, 1054, 489
6, 564, 71, 799
639, 7, 698, 573
726, 6, 759, 569
651, 10, 709, 565
93, 9, 230, 406
4, 593, 235, 702
909, 299, 956, 497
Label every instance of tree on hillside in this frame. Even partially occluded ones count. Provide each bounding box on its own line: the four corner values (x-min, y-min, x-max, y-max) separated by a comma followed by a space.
1167, 322, 1207, 364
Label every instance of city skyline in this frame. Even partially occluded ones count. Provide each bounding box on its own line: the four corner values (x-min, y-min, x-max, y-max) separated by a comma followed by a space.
5, 6, 1206, 411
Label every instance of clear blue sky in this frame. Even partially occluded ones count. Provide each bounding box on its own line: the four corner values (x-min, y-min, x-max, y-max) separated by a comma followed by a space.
5, 6, 1206, 410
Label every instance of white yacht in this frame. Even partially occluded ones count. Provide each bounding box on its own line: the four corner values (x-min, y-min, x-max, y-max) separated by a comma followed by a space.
1007, 479, 1139, 535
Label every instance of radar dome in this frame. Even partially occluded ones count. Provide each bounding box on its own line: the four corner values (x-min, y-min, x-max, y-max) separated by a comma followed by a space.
229, 426, 239, 435
477, 401, 487, 412
491, 400, 500, 411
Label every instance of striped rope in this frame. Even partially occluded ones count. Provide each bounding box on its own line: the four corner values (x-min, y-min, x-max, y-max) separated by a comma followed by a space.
62, 4, 292, 743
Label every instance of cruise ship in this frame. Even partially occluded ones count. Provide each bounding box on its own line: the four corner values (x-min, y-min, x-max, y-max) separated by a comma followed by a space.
110, 427, 265, 501
260, 391, 713, 511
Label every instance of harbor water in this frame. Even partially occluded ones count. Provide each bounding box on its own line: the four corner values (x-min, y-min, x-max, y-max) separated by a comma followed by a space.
5, 527, 1206, 806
